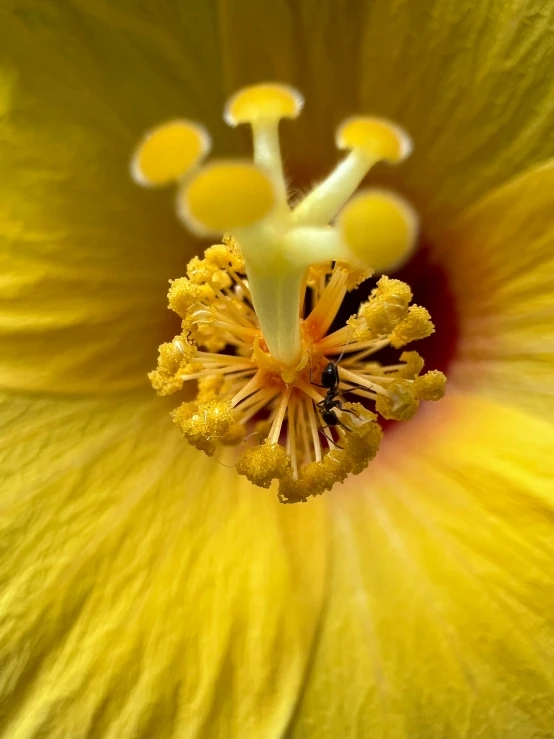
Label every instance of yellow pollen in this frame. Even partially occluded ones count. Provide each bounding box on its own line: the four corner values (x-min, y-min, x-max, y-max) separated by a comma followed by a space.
399, 351, 426, 379
172, 399, 235, 456
390, 305, 435, 348
375, 380, 420, 421
346, 275, 413, 340
235, 442, 290, 489
133, 82, 449, 502
414, 370, 447, 401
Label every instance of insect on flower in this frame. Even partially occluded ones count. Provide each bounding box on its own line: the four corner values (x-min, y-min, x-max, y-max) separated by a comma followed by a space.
309, 352, 360, 440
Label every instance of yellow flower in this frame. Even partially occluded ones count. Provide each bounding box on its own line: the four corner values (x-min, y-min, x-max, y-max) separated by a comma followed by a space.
1, 2, 554, 737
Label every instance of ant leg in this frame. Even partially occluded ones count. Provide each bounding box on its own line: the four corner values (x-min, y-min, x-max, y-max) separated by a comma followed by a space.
318, 426, 344, 450
327, 398, 359, 419
336, 418, 352, 432
330, 336, 353, 367
340, 382, 371, 394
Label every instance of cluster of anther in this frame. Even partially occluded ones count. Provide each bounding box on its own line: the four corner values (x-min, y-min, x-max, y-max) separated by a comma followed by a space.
148, 240, 445, 503
134, 82, 446, 503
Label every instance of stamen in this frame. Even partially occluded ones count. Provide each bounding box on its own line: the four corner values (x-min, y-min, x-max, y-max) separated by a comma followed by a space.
339, 367, 387, 394
306, 397, 323, 462
231, 371, 265, 406
288, 394, 299, 479
268, 388, 292, 445
305, 266, 350, 337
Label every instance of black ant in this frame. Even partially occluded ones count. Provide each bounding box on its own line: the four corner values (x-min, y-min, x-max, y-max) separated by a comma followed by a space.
311, 353, 359, 439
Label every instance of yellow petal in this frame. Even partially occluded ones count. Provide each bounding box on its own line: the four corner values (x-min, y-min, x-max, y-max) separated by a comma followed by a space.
0, 391, 327, 736
0, 3, 231, 394
287, 394, 554, 737
219, 0, 554, 228
435, 158, 554, 421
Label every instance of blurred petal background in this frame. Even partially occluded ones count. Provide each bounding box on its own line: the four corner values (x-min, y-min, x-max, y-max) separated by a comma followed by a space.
0, 1, 553, 737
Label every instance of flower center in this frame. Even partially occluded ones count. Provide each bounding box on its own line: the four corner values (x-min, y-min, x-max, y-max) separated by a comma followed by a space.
132, 83, 447, 503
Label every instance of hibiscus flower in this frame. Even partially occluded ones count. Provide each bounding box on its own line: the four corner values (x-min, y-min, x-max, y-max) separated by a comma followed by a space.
1, 2, 553, 737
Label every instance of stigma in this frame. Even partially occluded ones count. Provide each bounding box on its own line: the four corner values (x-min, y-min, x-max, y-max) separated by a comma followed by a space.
132, 83, 446, 503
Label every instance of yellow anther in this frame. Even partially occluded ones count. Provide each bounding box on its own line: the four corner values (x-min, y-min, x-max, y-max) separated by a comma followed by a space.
148, 339, 197, 396
277, 476, 310, 504
186, 256, 232, 290
178, 160, 276, 236
336, 263, 374, 291
212, 270, 233, 291
415, 370, 447, 401
168, 278, 215, 318
298, 462, 338, 494
375, 380, 419, 421
186, 256, 217, 284
319, 449, 351, 486
278, 418, 381, 503
211, 269, 232, 291
372, 275, 413, 309
131, 119, 210, 187
337, 189, 418, 272
336, 116, 412, 162
399, 351, 425, 379
236, 441, 290, 488
344, 421, 383, 474
181, 304, 227, 352
347, 276, 412, 340
279, 456, 345, 502
183, 304, 218, 329
172, 399, 235, 456
345, 315, 371, 342
390, 305, 435, 348
224, 83, 304, 126
204, 242, 245, 272
340, 403, 377, 429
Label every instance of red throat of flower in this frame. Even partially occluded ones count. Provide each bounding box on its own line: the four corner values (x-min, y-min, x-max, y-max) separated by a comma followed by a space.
131, 83, 448, 503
